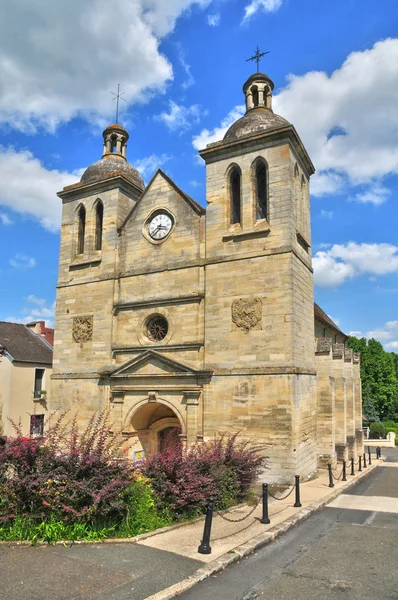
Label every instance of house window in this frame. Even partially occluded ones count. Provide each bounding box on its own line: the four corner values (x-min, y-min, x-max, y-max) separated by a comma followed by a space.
30, 414, 44, 436
255, 160, 268, 220
95, 201, 104, 251
77, 205, 86, 255
230, 167, 241, 225
34, 368, 44, 398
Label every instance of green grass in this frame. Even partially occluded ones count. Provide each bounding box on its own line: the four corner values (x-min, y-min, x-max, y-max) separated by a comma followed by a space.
0, 512, 172, 545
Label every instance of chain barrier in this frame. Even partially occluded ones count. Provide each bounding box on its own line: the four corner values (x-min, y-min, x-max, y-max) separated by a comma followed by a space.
198, 476, 301, 555
217, 493, 263, 523
331, 466, 344, 481
268, 483, 296, 501
212, 517, 258, 541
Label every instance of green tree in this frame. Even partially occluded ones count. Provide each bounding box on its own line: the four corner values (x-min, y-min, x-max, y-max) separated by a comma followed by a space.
362, 383, 379, 422
348, 337, 398, 421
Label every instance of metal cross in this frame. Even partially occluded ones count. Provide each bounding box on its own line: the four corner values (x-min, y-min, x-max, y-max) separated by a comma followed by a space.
246, 46, 270, 72
110, 84, 126, 124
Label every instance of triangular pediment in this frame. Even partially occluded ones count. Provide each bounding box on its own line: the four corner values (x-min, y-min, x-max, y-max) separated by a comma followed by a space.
119, 169, 205, 231
109, 350, 208, 378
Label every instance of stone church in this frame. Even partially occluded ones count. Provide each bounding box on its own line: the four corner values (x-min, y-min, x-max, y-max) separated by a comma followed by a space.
52, 70, 363, 482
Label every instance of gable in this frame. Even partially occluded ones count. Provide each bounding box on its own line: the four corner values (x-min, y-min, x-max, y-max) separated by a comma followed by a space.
118, 170, 205, 275
108, 350, 211, 379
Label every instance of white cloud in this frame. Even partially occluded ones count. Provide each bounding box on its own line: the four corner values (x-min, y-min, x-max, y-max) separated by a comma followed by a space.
320, 210, 334, 219
274, 39, 398, 200
0, 147, 78, 231
6, 296, 55, 327
348, 331, 363, 337
189, 180, 201, 187
0, 0, 216, 131
242, 0, 283, 22
9, 254, 36, 269
176, 43, 195, 90
157, 101, 207, 132
386, 341, 398, 349
192, 105, 245, 150
365, 321, 398, 345
354, 184, 391, 206
0, 213, 12, 225
313, 242, 398, 288
135, 153, 172, 180
207, 13, 220, 26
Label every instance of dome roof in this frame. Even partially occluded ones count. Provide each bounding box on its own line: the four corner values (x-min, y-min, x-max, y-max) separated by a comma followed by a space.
103, 123, 129, 138
243, 72, 274, 93
80, 155, 144, 190
223, 108, 290, 142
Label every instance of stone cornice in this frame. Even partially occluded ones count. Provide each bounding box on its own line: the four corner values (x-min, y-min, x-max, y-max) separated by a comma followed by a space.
199, 124, 315, 178
57, 174, 142, 202
111, 342, 203, 356
209, 367, 316, 376
114, 293, 205, 313
56, 244, 312, 290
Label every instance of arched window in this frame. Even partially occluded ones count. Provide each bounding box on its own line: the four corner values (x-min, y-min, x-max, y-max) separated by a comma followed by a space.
95, 201, 104, 251
263, 86, 269, 108
255, 160, 268, 220
251, 86, 259, 107
77, 205, 86, 255
230, 167, 241, 225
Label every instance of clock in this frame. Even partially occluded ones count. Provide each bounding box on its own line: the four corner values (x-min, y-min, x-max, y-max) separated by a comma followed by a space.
148, 212, 173, 241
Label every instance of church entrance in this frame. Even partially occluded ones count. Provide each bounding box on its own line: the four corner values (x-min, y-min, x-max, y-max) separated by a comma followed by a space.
129, 400, 183, 457
158, 426, 181, 452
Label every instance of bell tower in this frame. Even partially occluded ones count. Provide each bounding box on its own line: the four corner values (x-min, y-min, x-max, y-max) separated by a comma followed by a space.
52, 123, 145, 416
199, 68, 318, 482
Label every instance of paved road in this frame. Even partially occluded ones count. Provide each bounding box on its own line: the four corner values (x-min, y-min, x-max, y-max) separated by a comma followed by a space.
0, 535, 202, 600
179, 448, 398, 600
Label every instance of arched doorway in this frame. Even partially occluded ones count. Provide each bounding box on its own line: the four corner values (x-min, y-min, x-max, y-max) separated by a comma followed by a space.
129, 401, 183, 456
158, 426, 181, 452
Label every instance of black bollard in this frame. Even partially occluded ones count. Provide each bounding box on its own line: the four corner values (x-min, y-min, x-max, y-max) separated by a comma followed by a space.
342, 460, 347, 482
260, 483, 270, 524
368, 446, 372, 465
294, 475, 302, 507
363, 452, 367, 468
198, 497, 215, 554
351, 457, 355, 476
377, 446, 381, 459
358, 455, 362, 472
328, 464, 334, 488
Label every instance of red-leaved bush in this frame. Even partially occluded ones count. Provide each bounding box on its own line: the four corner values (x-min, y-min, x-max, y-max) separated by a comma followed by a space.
0, 412, 134, 524
141, 433, 265, 519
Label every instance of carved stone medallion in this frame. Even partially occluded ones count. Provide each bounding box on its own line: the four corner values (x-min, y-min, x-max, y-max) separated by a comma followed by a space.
232, 298, 262, 333
72, 316, 93, 346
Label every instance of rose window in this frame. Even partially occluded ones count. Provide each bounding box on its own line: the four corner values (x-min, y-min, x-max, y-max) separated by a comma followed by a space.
147, 316, 168, 342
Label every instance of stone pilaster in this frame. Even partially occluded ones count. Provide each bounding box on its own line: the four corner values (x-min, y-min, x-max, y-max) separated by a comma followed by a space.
315, 338, 336, 468
344, 349, 356, 458
333, 343, 347, 457
353, 352, 364, 455
184, 391, 200, 445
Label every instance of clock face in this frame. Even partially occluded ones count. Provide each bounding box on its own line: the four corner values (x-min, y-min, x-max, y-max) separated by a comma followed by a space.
148, 212, 173, 240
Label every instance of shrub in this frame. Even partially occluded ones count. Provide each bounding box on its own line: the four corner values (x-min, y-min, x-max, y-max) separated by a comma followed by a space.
141, 433, 265, 520
369, 422, 386, 439
0, 412, 134, 526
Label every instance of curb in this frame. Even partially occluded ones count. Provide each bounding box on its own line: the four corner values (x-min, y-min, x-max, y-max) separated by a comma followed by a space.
145, 460, 382, 600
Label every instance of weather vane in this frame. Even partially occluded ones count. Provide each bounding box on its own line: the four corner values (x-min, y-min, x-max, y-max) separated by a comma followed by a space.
110, 84, 126, 124
246, 46, 270, 72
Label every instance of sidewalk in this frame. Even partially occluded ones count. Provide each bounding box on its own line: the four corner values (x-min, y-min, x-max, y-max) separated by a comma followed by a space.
0, 457, 383, 600
141, 458, 381, 599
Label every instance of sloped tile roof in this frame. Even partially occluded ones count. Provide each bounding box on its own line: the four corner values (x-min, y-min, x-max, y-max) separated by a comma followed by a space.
314, 303, 347, 339
0, 322, 53, 364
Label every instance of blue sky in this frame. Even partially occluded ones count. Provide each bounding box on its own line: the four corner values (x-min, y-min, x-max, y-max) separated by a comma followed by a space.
0, 0, 398, 348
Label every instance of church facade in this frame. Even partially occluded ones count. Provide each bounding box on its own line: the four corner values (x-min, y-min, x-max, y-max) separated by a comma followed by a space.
51, 71, 363, 482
